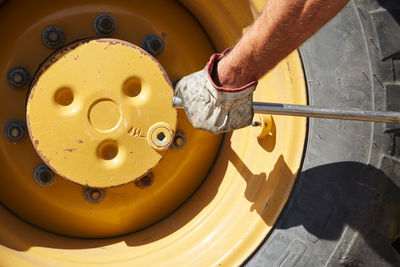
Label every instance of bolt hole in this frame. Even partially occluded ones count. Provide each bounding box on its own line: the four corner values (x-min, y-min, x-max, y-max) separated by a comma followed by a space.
157, 132, 166, 141
123, 77, 141, 97
97, 140, 118, 160
54, 87, 74, 106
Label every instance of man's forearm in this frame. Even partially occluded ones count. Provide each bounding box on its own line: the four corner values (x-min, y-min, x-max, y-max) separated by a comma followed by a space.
216, 0, 349, 89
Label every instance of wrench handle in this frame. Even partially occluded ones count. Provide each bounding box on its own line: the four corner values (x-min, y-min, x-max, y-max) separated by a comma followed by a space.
172, 96, 400, 123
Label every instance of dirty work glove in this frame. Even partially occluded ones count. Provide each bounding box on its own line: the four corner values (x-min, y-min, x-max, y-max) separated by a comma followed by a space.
174, 50, 257, 134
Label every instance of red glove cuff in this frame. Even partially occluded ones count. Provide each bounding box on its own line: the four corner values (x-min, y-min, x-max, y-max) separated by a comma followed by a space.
206, 49, 258, 93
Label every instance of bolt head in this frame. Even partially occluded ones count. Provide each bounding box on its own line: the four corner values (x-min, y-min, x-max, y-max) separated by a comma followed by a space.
142, 34, 164, 56
83, 187, 106, 204
48, 31, 60, 42
174, 136, 184, 146
12, 73, 23, 84
135, 173, 154, 188
34, 164, 56, 187
100, 18, 113, 30
90, 190, 101, 200
150, 38, 162, 52
147, 122, 173, 151
94, 14, 117, 37
4, 120, 27, 143
9, 127, 21, 138
42, 25, 65, 49
170, 130, 187, 151
7, 67, 30, 90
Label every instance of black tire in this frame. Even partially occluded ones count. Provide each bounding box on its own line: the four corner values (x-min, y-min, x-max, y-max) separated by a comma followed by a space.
246, 0, 400, 266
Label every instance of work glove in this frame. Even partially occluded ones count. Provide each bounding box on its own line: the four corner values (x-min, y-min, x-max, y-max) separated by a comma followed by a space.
174, 50, 257, 134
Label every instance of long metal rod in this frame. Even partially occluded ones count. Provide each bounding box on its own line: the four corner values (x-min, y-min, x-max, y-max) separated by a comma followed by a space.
172, 96, 400, 123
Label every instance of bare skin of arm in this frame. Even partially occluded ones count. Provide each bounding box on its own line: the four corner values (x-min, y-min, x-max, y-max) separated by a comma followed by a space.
215, 0, 349, 89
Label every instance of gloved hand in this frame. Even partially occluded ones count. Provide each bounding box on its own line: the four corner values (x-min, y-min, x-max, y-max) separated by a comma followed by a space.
174, 50, 257, 134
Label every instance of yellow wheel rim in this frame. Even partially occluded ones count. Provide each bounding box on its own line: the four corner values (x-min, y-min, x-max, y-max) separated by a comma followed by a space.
0, 0, 308, 266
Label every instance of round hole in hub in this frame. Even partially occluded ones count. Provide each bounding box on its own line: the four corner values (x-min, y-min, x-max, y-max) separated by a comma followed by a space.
97, 140, 118, 160
123, 77, 141, 97
54, 87, 74, 106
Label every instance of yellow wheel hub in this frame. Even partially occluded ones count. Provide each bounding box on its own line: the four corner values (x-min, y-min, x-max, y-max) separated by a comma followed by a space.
27, 39, 177, 188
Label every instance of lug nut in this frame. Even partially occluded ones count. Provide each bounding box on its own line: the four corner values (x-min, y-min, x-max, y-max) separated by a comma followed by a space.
171, 130, 187, 151
135, 173, 154, 189
7, 67, 30, 90
34, 164, 56, 187
94, 14, 117, 37
4, 120, 27, 143
142, 34, 164, 56
42, 25, 65, 49
83, 187, 106, 204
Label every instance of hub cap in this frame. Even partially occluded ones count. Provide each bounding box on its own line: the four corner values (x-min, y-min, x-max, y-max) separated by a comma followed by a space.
27, 39, 177, 188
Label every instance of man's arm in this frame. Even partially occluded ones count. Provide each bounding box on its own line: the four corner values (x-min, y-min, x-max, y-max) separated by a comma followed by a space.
215, 0, 349, 89
174, 0, 349, 134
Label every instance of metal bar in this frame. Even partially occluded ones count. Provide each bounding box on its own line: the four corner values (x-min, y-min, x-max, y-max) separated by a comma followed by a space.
172, 96, 400, 123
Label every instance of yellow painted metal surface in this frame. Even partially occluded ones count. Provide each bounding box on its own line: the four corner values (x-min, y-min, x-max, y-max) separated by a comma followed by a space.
0, 0, 308, 266
27, 39, 177, 188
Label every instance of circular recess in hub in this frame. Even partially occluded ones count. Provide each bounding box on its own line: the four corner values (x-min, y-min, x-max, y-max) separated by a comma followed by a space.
97, 140, 118, 160
123, 77, 142, 97
54, 87, 74, 106
88, 99, 121, 132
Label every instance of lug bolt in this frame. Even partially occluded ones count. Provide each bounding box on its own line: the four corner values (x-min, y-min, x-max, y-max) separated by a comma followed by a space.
147, 122, 174, 151
142, 34, 164, 56
171, 130, 187, 151
135, 173, 154, 189
34, 164, 56, 187
4, 120, 27, 143
7, 67, 30, 90
42, 25, 65, 49
94, 14, 117, 37
83, 187, 106, 204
